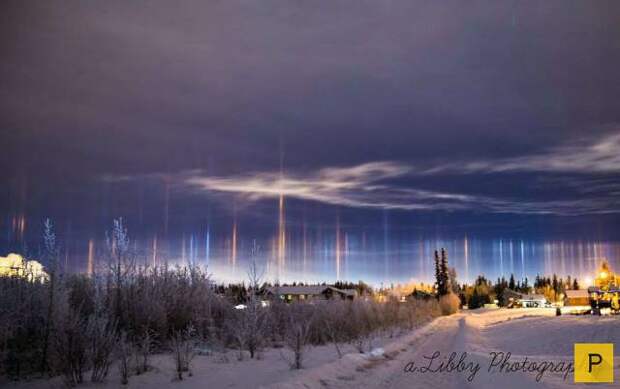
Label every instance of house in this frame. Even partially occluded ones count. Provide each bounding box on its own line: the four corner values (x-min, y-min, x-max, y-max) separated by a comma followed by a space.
502, 288, 547, 308
264, 285, 357, 302
563, 289, 589, 307
406, 289, 434, 301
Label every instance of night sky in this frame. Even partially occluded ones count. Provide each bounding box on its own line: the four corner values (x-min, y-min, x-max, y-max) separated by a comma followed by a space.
2, 1, 620, 283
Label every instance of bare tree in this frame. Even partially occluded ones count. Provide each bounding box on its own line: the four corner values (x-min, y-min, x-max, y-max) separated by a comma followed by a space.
227, 310, 247, 361
349, 300, 379, 353
382, 297, 401, 338
322, 300, 347, 358
227, 251, 268, 360
50, 299, 88, 386
106, 218, 136, 330
283, 304, 314, 369
116, 331, 132, 385
244, 258, 268, 359
88, 314, 117, 383
134, 327, 156, 375
171, 325, 197, 381
40, 218, 59, 374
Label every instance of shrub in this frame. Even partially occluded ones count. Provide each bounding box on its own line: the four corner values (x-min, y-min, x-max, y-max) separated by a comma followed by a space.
283, 304, 314, 369
50, 302, 88, 386
88, 315, 117, 382
116, 331, 132, 385
439, 293, 460, 315
134, 328, 156, 375
170, 325, 197, 381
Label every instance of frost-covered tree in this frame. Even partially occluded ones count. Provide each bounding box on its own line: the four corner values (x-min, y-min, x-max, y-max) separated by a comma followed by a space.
228, 251, 268, 359
41, 218, 59, 373
244, 258, 268, 358
106, 218, 136, 329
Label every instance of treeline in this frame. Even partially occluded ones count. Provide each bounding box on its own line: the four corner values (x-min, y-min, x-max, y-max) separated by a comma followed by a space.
0, 219, 444, 385
427, 248, 584, 310
458, 273, 582, 309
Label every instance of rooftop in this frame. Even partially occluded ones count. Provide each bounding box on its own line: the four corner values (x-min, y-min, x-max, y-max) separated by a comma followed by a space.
265, 285, 357, 296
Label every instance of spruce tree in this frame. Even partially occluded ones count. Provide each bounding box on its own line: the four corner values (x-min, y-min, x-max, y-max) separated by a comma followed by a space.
552, 274, 559, 294
434, 250, 441, 296
440, 248, 449, 295
469, 287, 480, 309
434, 248, 450, 297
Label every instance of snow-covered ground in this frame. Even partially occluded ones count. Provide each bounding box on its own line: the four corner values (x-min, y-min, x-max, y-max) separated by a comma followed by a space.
5, 309, 619, 389
3, 327, 409, 389
268, 308, 619, 389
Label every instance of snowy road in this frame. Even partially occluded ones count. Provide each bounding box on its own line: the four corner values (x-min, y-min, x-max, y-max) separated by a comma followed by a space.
267, 309, 620, 389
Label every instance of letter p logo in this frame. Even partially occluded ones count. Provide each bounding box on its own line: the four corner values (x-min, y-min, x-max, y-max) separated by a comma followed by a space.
588, 353, 602, 373
574, 344, 614, 383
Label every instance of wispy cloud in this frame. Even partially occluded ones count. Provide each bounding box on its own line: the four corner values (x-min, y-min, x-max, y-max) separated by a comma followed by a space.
186, 162, 476, 211
185, 159, 620, 216
422, 132, 620, 175
104, 132, 620, 215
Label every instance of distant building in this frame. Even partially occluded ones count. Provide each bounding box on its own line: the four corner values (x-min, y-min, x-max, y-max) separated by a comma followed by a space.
406, 289, 434, 301
564, 290, 589, 307
502, 288, 547, 308
264, 285, 357, 302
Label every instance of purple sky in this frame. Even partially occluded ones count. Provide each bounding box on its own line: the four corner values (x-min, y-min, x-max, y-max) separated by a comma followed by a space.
2, 1, 620, 276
